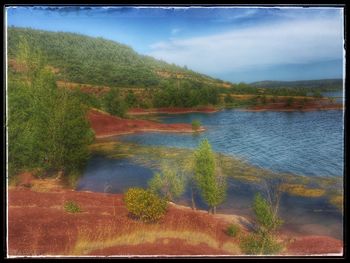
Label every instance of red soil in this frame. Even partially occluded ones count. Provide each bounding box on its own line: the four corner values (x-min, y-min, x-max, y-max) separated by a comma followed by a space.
87, 109, 204, 138
127, 107, 218, 115
7, 177, 343, 257
285, 236, 343, 255
7, 185, 235, 256
56, 81, 110, 96
8, 187, 343, 256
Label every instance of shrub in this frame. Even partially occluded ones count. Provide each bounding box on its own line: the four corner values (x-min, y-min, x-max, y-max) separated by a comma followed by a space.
192, 120, 201, 131
124, 187, 168, 223
239, 233, 283, 255
148, 165, 185, 201
226, 223, 241, 237
64, 200, 82, 213
285, 97, 294, 107
253, 193, 283, 234
224, 94, 234, 104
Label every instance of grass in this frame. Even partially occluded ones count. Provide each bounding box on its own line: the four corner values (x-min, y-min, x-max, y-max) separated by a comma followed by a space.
281, 184, 326, 198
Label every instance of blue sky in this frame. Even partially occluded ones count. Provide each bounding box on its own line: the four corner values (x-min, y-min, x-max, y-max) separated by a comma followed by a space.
6, 6, 344, 83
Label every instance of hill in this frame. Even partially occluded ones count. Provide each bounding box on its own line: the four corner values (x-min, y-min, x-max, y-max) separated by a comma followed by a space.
7, 27, 229, 89
250, 79, 343, 90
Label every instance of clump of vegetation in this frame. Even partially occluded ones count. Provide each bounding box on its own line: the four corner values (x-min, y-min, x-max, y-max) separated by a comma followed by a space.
253, 193, 283, 233
102, 87, 129, 117
124, 187, 168, 223
226, 223, 241, 237
224, 94, 235, 104
64, 200, 82, 213
191, 120, 201, 131
194, 139, 227, 214
148, 164, 185, 201
240, 232, 283, 255
285, 97, 294, 107
281, 184, 325, 198
239, 193, 284, 255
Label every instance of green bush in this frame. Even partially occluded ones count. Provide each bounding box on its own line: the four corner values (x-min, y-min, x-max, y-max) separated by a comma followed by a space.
64, 200, 82, 213
124, 187, 168, 223
285, 97, 294, 107
239, 233, 283, 255
253, 193, 283, 234
226, 223, 241, 237
191, 120, 201, 131
148, 165, 185, 201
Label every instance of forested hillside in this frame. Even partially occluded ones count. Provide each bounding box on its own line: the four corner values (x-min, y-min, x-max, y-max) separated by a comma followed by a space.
7, 27, 228, 88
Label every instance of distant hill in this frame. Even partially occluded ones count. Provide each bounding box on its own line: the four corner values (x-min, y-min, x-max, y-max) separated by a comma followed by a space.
250, 79, 343, 90
7, 27, 229, 88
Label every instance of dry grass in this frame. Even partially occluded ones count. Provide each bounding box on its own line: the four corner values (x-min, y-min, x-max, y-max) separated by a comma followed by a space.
70, 227, 240, 255
30, 177, 63, 192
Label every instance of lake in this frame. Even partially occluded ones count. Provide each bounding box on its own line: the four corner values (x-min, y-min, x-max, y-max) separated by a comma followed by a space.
118, 109, 344, 177
77, 108, 344, 239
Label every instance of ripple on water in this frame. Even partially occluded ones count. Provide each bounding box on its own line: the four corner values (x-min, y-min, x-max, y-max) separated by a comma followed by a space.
119, 110, 343, 177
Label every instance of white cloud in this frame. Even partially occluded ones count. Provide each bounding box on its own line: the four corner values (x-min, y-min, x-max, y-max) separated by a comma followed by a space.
148, 17, 344, 75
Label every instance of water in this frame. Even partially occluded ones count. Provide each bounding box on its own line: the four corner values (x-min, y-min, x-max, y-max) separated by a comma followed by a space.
76, 155, 154, 193
77, 109, 344, 239
77, 155, 343, 239
119, 110, 344, 177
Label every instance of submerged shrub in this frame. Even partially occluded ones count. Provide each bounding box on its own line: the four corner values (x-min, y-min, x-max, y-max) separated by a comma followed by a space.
226, 223, 241, 237
64, 200, 82, 213
124, 187, 168, 223
148, 164, 185, 201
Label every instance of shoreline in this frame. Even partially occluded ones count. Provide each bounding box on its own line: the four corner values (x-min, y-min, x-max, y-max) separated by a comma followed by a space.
241, 106, 344, 112
94, 128, 206, 139
127, 107, 219, 115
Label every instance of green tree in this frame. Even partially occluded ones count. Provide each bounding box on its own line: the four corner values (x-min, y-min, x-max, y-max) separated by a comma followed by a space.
240, 193, 284, 255
8, 37, 94, 179
194, 139, 226, 214
103, 87, 128, 117
126, 90, 137, 108
224, 94, 234, 104
253, 193, 283, 235
148, 164, 185, 201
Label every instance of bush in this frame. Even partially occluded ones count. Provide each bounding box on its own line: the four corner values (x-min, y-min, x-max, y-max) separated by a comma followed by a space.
192, 119, 201, 131
124, 187, 168, 223
253, 193, 283, 234
64, 200, 82, 213
224, 94, 234, 104
285, 97, 294, 107
148, 165, 185, 201
239, 233, 283, 255
226, 223, 241, 237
